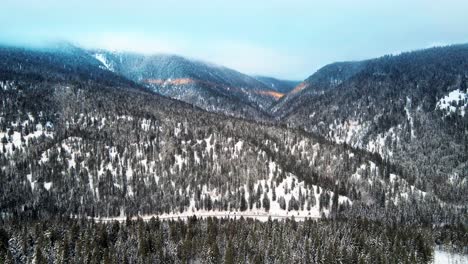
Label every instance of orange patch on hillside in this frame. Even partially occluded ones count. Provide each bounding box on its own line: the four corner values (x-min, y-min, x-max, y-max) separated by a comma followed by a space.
256, 90, 285, 100
144, 78, 283, 101
290, 82, 307, 94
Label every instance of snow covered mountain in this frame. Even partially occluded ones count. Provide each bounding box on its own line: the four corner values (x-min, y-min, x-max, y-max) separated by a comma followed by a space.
2, 43, 462, 225
90, 51, 284, 120
0, 41, 467, 264
274, 44, 468, 204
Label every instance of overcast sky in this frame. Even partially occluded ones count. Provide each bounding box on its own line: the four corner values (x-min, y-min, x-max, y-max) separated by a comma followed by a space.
1, 0, 468, 79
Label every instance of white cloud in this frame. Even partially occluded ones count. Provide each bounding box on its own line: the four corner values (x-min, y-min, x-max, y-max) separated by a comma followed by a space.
77, 32, 187, 55
76, 33, 309, 79
202, 41, 308, 79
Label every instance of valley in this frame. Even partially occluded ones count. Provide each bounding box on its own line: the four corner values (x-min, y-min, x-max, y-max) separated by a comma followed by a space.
0, 43, 466, 263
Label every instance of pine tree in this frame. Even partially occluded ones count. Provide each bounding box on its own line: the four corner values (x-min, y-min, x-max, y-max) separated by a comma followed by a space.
279, 197, 286, 210
224, 240, 235, 264
263, 192, 270, 212
0, 227, 8, 258
331, 185, 339, 217
304, 239, 311, 263
272, 185, 277, 201
207, 241, 219, 264
3, 251, 14, 264
253, 254, 263, 264
57, 235, 70, 264
32, 243, 46, 264
240, 192, 247, 212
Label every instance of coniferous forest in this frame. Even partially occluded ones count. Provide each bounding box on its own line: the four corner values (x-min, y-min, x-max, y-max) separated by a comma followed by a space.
0, 41, 467, 263
0, 216, 449, 264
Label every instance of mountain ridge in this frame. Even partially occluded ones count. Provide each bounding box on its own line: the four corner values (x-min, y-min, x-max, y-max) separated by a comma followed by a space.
0, 42, 466, 264
89, 50, 287, 120
275, 44, 468, 204
1, 43, 463, 222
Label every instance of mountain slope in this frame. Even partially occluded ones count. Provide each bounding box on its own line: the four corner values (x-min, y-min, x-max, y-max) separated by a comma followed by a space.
1, 44, 462, 226
271, 61, 365, 115
254, 76, 300, 94
277, 44, 468, 204
0, 44, 142, 90
90, 51, 283, 120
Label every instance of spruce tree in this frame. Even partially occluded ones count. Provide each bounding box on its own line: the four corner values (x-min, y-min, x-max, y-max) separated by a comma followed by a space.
224, 240, 235, 264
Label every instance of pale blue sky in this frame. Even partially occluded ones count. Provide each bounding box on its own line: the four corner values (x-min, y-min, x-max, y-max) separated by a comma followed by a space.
1, 0, 468, 79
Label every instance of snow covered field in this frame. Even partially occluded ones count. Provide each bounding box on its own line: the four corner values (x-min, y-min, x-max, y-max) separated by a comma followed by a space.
433, 248, 468, 264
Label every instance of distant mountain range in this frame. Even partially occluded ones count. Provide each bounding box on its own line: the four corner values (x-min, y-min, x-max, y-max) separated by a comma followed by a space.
90, 50, 294, 120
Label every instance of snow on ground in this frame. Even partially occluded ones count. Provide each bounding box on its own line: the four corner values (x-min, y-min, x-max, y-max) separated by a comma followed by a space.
94, 160, 351, 223
95, 210, 320, 223
25, 174, 52, 192
389, 172, 428, 205
433, 248, 468, 264
436, 88, 467, 117
344, 120, 364, 144
26, 174, 34, 190
93, 53, 115, 72
44, 182, 52, 191
366, 126, 397, 159
0, 81, 15, 91
174, 154, 184, 172
204, 134, 214, 152
30, 123, 352, 223
326, 118, 369, 146
351, 163, 367, 181
117, 115, 134, 121
389, 173, 398, 183
234, 140, 243, 156
323, 118, 400, 159
0, 122, 54, 155
405, 97, 417, 139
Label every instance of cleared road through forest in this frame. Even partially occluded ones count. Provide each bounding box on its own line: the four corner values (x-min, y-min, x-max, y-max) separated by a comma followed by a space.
94, 211, 321, 222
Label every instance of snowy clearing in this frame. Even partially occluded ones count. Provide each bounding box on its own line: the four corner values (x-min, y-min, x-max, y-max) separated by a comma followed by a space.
94, 210, 321, 223
433, 248, 468, 264
436, 88, 467, 117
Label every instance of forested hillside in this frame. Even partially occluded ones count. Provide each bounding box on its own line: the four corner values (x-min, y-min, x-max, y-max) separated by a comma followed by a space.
90, 51, 279, 120
271, 61, 365, 114
0, 44, 464, 223
275, 45, 468, 205
0, 44, 467, 263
